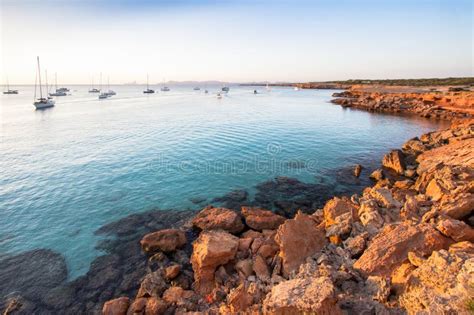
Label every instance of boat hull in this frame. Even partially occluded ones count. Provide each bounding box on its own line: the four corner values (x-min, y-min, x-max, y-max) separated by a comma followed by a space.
34, 100, 55, 109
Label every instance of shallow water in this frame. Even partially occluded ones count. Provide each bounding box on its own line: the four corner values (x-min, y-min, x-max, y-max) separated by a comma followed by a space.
0, 85, 446, 278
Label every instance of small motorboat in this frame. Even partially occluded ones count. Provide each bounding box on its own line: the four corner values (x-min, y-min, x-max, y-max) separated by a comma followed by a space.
193, 87, 200, 91
89, 88, 100, 93
204, 90, 208, 94
161, 86, 170, 92
222, 86, 230, 92
254, 90, 258, 94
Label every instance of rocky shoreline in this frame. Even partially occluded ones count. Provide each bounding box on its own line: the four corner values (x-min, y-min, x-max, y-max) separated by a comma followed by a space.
331, 85, 473, 121
2, 91, 473, 314
95, 120, 473, 312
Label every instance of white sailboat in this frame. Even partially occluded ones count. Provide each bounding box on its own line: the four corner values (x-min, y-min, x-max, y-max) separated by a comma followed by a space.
98, 73, 109, 99
105, 77, 116, 96
49, 73, 67, 96
3, 77, 18, 94
160, 78, 170, 92
33, 56, 55, 109
143, 74, 155, 94
89, 77, 100, 93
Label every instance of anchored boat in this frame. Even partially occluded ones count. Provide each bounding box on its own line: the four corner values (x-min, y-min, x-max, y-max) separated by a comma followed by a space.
33, 56, 55, 109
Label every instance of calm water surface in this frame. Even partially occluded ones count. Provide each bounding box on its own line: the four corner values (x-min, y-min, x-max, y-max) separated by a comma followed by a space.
0, 85, 446, 278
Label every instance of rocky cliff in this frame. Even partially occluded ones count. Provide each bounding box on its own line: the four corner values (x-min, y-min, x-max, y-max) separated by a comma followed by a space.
93, 117, 474, 315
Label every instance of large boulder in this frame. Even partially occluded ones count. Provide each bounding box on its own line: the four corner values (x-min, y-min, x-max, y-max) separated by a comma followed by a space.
400, 245, 474, 314
275, 212, 327, 277
191, 230, 239, 295
140, 229, 186, 253
192, 206, 244, 234
323, 197, 358, 227
263, 276, 341, 314
354, 222, 452, 277
382, 149, 406, 174
241, 206, 285, 231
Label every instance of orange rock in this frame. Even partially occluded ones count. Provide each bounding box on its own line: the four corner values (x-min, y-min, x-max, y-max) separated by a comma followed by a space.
354, 222, 452, 277
164, 264, 181, 280
192, 206, 244, 234
391, 262, 416, 294
253, 255, 270, 281
241, 206, 285, 231
382, 150, 406, 174
227, 283, 253, 313
102, 297, 130, 315
140, 229, 186, 253
145, 297, 167, 315
275, 212, 327, 277
127, 297, 147, 315
436, 217, 474, 242
400, 247, 474, 313
191, 230, 239, 295
263, 276, 341, 314
323, 197, 357, 227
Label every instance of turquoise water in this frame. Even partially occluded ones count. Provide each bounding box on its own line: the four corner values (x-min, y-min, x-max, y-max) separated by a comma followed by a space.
0, 85, 445, 278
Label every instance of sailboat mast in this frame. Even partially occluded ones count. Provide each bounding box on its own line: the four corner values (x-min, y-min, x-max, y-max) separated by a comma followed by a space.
147, 74, 149, 90
100, 72, 102, 91
37, 56, 43, 99
55, 72, 58, 90
45, 70, 49, 94
6, 77, 9, 90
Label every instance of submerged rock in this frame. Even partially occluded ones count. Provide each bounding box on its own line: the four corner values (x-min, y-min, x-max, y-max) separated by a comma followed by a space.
0, 249, 67, 306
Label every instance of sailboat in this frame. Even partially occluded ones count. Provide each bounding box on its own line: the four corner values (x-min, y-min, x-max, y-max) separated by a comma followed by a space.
3, 77, 18, 94
49, 73, 67, 96
99, 73, 109, 99
33, 56, 55, 109
143, 74, 155, 94
221, 85, 230, 92
160, 78, 170, 92
89, 77, 100, 93
105, 77, 116, 96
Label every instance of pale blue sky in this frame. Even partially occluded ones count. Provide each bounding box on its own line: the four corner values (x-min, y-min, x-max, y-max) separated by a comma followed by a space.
1, 0, 472, 84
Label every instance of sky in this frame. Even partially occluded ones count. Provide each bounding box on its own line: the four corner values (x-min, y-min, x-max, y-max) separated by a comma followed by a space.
1, 0, 472, 84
